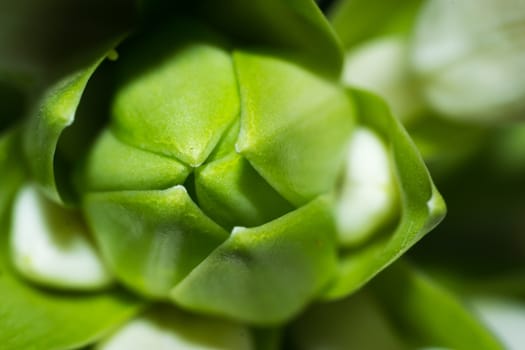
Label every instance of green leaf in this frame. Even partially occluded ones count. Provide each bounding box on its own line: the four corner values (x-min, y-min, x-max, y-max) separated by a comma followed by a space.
171, 196, 338, 325
328, 0, 423, 49
83, 186, 229, 298
23, 55, 106, 204
368, 262, 504, 349
0, 272, 143, 350
288, 261, 504, 350
234, 50, 355, 206
323, 89, 446, 299
192, 0, 344, 78
0, 130, 143, 350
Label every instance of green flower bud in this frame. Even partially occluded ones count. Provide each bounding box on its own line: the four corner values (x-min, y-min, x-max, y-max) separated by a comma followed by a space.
63, 22, 350, 324
5, 2, 444, 341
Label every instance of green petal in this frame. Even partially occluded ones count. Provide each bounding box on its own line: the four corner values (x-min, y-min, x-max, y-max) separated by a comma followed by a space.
234, 50, 355, 206
192, 0, 344, 78
368, 262, 504, 349
324, 89, 446, 299
171, 196, 338, 325
23, 54, 107, 203
80, 129, 190, 192
0, 271, 143, 350
83, 186, 229, 298
111, 21, 239, 167
195, 153, 294, 230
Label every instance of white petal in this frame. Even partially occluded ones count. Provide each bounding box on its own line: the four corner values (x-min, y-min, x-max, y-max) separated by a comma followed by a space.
231, 226, 247, 236
97, 309, 254, 350
336, 128, 397, 245
412, 0, 525, 121
343, 37, 423, 122
10, 185, 113, 290
344, 128, 392, 185
472, 297, 525, 350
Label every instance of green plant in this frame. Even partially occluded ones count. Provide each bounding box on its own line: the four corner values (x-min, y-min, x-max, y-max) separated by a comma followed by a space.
0, 1, 447, 348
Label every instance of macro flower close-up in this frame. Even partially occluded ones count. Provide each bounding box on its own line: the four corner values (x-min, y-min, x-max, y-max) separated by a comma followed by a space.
1, 0, 524, 349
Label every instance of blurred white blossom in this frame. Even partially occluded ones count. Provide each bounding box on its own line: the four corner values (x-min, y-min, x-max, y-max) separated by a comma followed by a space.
412, 0, 525, 122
